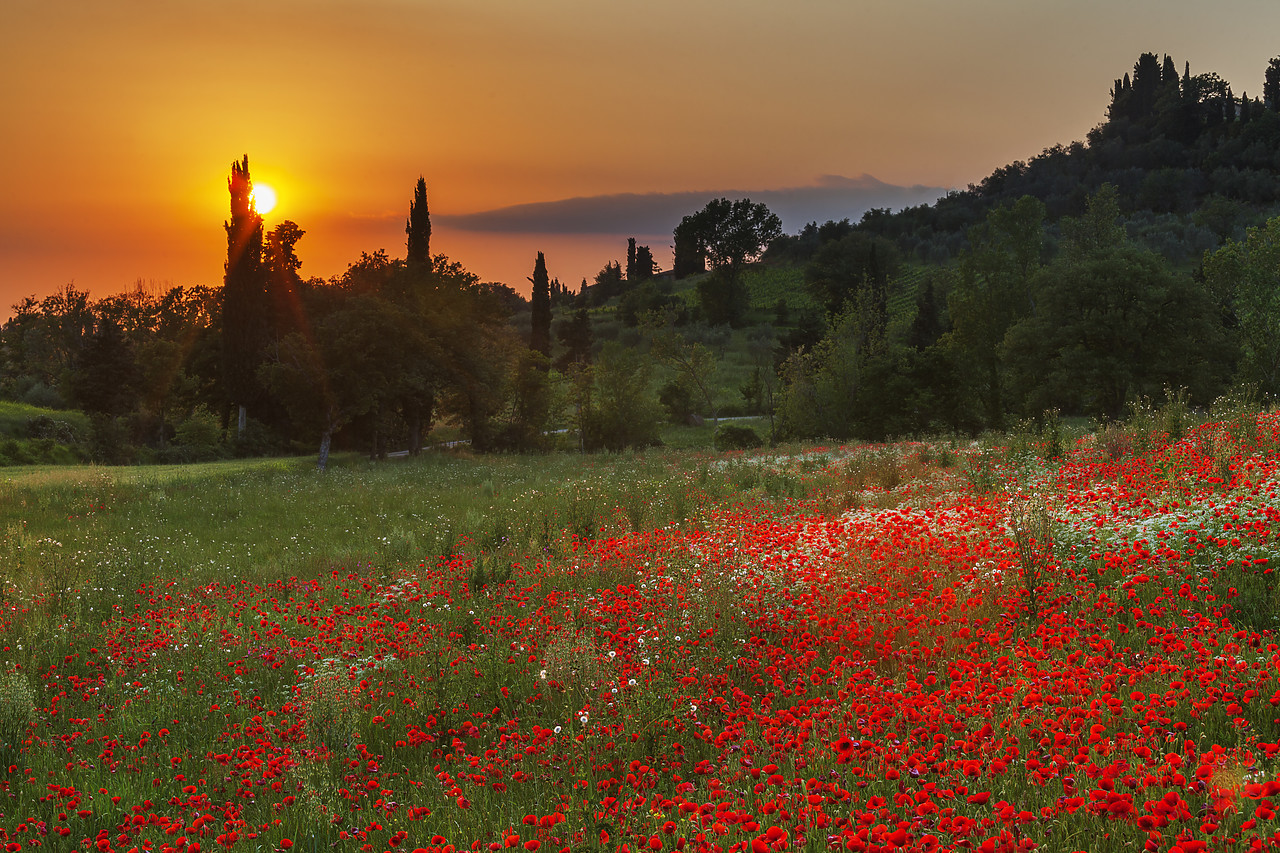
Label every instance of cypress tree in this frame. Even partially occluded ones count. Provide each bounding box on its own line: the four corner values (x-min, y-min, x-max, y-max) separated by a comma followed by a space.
1264, 58, 1280, 111
406, 176, 432, 266
221, 154, 267, 439
529, 251, 552, 360
627, 238, 637, 281
634, 245, 656, 280
1131, 53, 1161, 118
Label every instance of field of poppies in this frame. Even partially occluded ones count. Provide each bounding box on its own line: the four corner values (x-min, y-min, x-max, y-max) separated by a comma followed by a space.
1, 409, 1279, 853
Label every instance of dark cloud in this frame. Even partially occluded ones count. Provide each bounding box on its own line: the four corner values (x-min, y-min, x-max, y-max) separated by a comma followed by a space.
436, 175, 948, 236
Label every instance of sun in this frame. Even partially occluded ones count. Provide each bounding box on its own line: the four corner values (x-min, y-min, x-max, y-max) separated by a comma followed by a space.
252, 183, 277, 215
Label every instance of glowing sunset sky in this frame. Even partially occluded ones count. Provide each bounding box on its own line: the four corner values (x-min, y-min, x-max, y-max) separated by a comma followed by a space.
3, 0, 1279, 308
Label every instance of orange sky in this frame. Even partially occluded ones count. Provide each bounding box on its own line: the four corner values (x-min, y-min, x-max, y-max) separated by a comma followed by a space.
3, 0, 1280, 309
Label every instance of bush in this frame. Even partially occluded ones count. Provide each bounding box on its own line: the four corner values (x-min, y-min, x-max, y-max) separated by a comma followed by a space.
166, 408, 221, 455
715, 424, 763, 451
659, 381, 696, 425
232, 417, 289, 458
25, 415, 78, 444
19, 382, 66, 410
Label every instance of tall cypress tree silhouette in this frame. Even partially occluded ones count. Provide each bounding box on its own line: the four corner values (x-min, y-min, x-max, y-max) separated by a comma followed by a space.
529, 251, 551, 360
406, 176, 432, 266
221, 155, 267, 439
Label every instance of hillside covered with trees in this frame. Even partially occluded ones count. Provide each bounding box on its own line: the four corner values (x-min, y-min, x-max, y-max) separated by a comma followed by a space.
3, 51, 1280, 465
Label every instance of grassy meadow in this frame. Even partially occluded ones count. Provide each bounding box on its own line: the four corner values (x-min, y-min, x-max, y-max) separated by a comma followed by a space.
1, 410, 1280, 852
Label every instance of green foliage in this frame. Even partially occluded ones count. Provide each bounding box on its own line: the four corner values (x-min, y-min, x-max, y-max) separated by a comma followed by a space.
1011, 493, 1053, 619
776, 293, 919, 441
841, 447, 902, 490
70, 317, 140, 417
493, 352, 561, 452
0, 670, 35, 764
1005, 239, 1225, 420
804, 231, 901, 314
645, 318, 721, 422
696, 268, 749, 327
673, 198, 783, 276
88, 414, 133, 465
961, 446, 1001, 493
579, 342, 663, 452
713, 424, 763, 451
173, 406, 223, 450
1115, 387, 1197, 456
1203, 215, 1280, 398
554, 306, 593, 372
658, 380, 696, 425
945, 196, 1045, 428
0, 408, 86, 466
588, 260, 626, 303
0, 403, 89, 440
618, 279, 683, 327
1038, 408, 1066, 460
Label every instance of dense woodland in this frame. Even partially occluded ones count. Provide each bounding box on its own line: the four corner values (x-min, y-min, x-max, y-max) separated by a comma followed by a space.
5, 52, 1280, 465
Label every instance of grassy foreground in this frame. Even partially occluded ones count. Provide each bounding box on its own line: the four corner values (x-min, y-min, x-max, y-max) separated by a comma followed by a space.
0, 419, 1278, 853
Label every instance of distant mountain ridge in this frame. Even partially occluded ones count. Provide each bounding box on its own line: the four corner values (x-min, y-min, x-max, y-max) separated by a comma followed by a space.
437, 175, 948, 237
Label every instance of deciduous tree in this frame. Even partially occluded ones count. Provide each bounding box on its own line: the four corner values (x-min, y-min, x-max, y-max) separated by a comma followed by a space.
1203, 216, 1280, 397
1004, 188, 1225, 418
945, 194, 1046, 427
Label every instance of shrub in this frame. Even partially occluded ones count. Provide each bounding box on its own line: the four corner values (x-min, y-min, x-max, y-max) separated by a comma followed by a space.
19, 382, 66, 410
25, 415, 78, 444
659, 381, 696, 425
714, 424, 763, 451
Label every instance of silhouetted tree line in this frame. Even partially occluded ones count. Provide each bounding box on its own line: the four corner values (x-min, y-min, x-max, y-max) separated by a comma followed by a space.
755, 53, 1280, 442
772, 182, 1250, 442
0, 160, 665, 464
838, 53, 1280, 269
10, 52, 1280, 461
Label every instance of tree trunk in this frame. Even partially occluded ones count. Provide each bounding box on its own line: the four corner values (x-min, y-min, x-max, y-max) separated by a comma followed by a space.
237, 404, 247, 440
317, 428, 332, 472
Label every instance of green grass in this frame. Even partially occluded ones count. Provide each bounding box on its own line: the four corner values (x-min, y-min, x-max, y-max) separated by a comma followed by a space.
659, 416, 770, 450
4, 424, 1277, 852
0, 445, 810, 601
0, 401, 89, 466
0, 400, 90, 438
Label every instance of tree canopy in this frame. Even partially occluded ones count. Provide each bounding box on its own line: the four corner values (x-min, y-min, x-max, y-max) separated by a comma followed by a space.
673, 198, 782, 277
